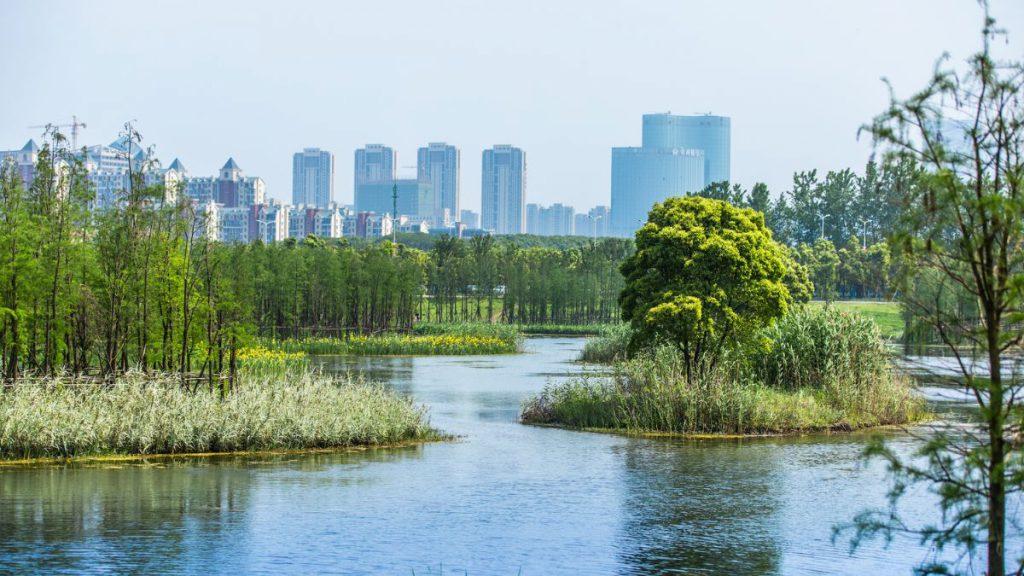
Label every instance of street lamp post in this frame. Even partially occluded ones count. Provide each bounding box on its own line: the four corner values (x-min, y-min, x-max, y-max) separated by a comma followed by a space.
391, 182, 398, 256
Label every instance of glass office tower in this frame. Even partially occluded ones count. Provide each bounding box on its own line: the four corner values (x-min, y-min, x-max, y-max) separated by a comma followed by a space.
610, 147, 704, 235
641, 113, 730, 187
354, 144, 396, 214
610, 113, 731, 237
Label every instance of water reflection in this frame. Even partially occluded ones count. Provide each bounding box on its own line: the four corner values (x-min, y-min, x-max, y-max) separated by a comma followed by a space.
617, 439, 782, 575
0, 449, 426, 575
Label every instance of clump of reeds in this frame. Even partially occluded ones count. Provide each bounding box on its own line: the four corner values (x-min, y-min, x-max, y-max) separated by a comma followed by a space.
0, 367, 436, 460
578, 323, 632, 363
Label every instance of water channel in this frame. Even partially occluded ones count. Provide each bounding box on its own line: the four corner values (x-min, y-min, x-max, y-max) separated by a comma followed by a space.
0, 337, 973, 575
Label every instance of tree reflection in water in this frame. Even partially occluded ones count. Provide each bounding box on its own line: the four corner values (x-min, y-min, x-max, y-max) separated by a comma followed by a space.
616, 438, 782, 575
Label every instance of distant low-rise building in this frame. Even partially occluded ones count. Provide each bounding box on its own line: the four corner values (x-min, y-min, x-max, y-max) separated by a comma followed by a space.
459, 209, 479, 229
253, 202, 289, 243
288, 205, 343, 240
344, 211, 393, 239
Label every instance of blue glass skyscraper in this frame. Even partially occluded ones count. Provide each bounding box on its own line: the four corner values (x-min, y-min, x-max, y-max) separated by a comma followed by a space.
610, 113, 731, 237
642, 113, 730, 187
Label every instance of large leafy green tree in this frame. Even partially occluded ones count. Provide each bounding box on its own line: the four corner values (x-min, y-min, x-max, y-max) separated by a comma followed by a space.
619, 196, 796, 383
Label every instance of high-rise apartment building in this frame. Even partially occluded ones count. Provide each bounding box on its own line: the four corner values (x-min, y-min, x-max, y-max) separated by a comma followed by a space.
417, 143, 459, 227
610, 113, 730, 237
525, 203, 541, 235
540, 203, 575, 236
292, 148, 334, 208
354, 144, 395, 214
574, 205, 611, 238
481, 145, 525, 234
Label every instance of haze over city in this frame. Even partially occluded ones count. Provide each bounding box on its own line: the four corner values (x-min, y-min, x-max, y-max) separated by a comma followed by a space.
2, 0, 1021, 212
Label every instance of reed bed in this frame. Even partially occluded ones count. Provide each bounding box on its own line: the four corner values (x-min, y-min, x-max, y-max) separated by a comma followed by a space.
262, 331, 520, 356
411, 321, 520, 341
515, 323, 620, 336
523, 307, 925, 435
0, 367, 436, 460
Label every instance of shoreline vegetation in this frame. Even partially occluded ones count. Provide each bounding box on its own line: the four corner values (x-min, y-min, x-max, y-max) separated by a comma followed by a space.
0, 364, 439, 461
524, 307, 926, 436
255, 322, 625, 356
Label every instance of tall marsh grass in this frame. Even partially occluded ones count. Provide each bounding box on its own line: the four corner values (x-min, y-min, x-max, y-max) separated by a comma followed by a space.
524, 307, 925, 435
578, 323, 632, 363
0, 368, 436, 460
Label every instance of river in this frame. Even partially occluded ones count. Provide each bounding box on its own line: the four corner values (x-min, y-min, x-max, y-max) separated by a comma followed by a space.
0, 337, 970, 575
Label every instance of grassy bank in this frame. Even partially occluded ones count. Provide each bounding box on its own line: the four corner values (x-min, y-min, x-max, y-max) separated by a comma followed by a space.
524, 307, 925, 435
260, 323, 521, 356
0, 367, 437, 460
808, 300, 903, 340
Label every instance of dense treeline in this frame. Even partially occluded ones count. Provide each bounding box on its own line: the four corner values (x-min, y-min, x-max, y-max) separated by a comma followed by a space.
423, 235, 630, 324
0, 130, 629, 378
693, 157, 917, 300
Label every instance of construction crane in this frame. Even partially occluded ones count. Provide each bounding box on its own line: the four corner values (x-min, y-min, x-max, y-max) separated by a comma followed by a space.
28, 115, 87, 149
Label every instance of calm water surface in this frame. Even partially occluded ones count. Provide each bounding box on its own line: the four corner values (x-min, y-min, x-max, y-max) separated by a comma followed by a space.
0, 337, 966, 575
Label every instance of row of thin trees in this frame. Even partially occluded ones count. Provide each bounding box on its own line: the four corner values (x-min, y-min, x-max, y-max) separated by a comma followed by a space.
422, 235, 631, 325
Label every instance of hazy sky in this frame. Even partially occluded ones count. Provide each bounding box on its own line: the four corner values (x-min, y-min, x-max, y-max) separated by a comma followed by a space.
2, 0, 1022, 212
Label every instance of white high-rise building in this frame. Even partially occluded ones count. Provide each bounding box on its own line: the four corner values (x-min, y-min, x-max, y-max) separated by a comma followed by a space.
292, 148, 334, 208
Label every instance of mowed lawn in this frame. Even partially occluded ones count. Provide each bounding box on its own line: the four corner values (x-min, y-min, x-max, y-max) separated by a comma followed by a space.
807, 300, 903, 340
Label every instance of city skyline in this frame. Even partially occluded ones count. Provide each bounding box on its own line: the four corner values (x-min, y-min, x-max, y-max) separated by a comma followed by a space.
3, 1, 1020, 213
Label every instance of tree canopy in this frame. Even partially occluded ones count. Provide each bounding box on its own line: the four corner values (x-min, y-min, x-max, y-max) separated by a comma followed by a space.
619, 196, 802, 382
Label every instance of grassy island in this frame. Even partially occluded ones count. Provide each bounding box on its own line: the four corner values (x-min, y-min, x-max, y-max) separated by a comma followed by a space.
0, 363, 437, 461
523, 197, 924, 436
523, 307, 925, 435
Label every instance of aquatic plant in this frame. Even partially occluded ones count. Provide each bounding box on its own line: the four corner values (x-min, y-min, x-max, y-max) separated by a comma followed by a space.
0, 368, 436, 460
578, 324, 632, 363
